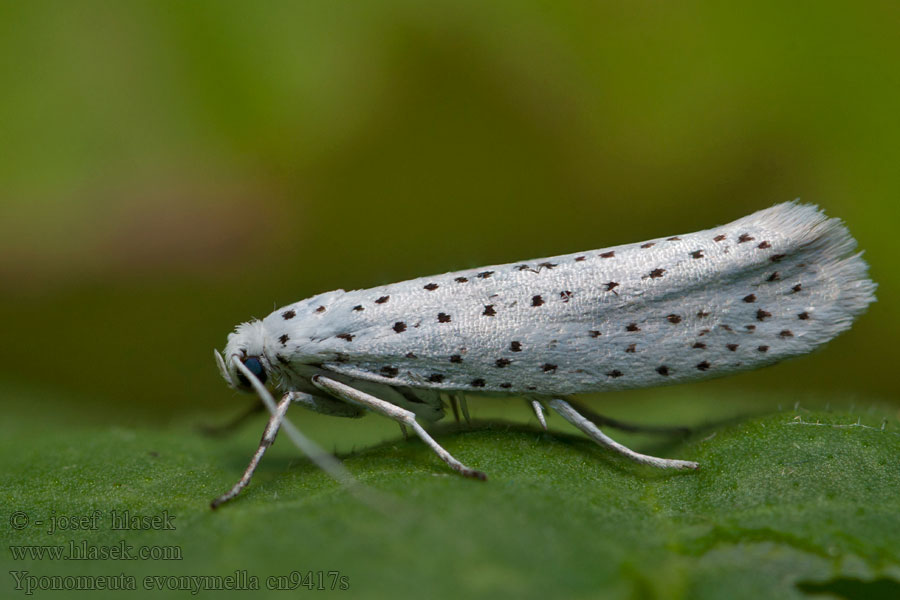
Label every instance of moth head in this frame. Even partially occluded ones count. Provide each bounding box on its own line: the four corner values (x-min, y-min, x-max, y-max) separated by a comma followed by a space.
216, 320, 269, 392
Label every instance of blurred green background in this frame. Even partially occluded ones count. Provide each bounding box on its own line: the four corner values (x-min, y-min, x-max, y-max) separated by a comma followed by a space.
1, 0, 897, 426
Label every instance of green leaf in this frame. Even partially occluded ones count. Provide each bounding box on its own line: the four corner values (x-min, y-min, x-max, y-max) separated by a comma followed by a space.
2, 398, 899, 600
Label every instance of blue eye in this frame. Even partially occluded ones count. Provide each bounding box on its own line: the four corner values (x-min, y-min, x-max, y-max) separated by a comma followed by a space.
236, 356, 267, 387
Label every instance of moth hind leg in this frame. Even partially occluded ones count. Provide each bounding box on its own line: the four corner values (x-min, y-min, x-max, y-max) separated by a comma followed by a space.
456, 393, 471, 424
548, 398, 699, 470
445, 393, 461, 423
564, 398, 692, 437
529, 399, 548, 430
445, 393, 471, 424
311, 375, 486, 481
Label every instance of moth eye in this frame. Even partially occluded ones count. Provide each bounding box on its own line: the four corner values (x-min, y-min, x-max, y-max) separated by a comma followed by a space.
237, 356, 267, 387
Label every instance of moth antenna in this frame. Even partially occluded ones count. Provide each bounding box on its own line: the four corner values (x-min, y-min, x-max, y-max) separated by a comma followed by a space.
213, 349, 231, 385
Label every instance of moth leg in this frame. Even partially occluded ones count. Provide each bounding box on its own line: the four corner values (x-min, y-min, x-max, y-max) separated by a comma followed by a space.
455, 393, 471, 424
311, 375, 486, 480
284, 390, 364, 418
211, 392, 292, 509
197, 399, 265, 437
548, 398, 699, 470
565, 398, 691, 436
447, 394, 461, 422
530, 399, 548, 430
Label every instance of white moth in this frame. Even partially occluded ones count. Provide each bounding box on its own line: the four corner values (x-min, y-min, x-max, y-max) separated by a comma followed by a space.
212, 202, 875, 508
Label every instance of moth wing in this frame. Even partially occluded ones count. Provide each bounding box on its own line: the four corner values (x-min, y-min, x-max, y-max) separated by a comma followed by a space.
300, 203, 873, 396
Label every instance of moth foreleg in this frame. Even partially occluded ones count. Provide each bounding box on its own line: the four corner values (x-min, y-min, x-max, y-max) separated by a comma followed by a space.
198, 399, 265, 437
211, 392, 292, 509
547, 398, 699, 470
311, 375, 486, 481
